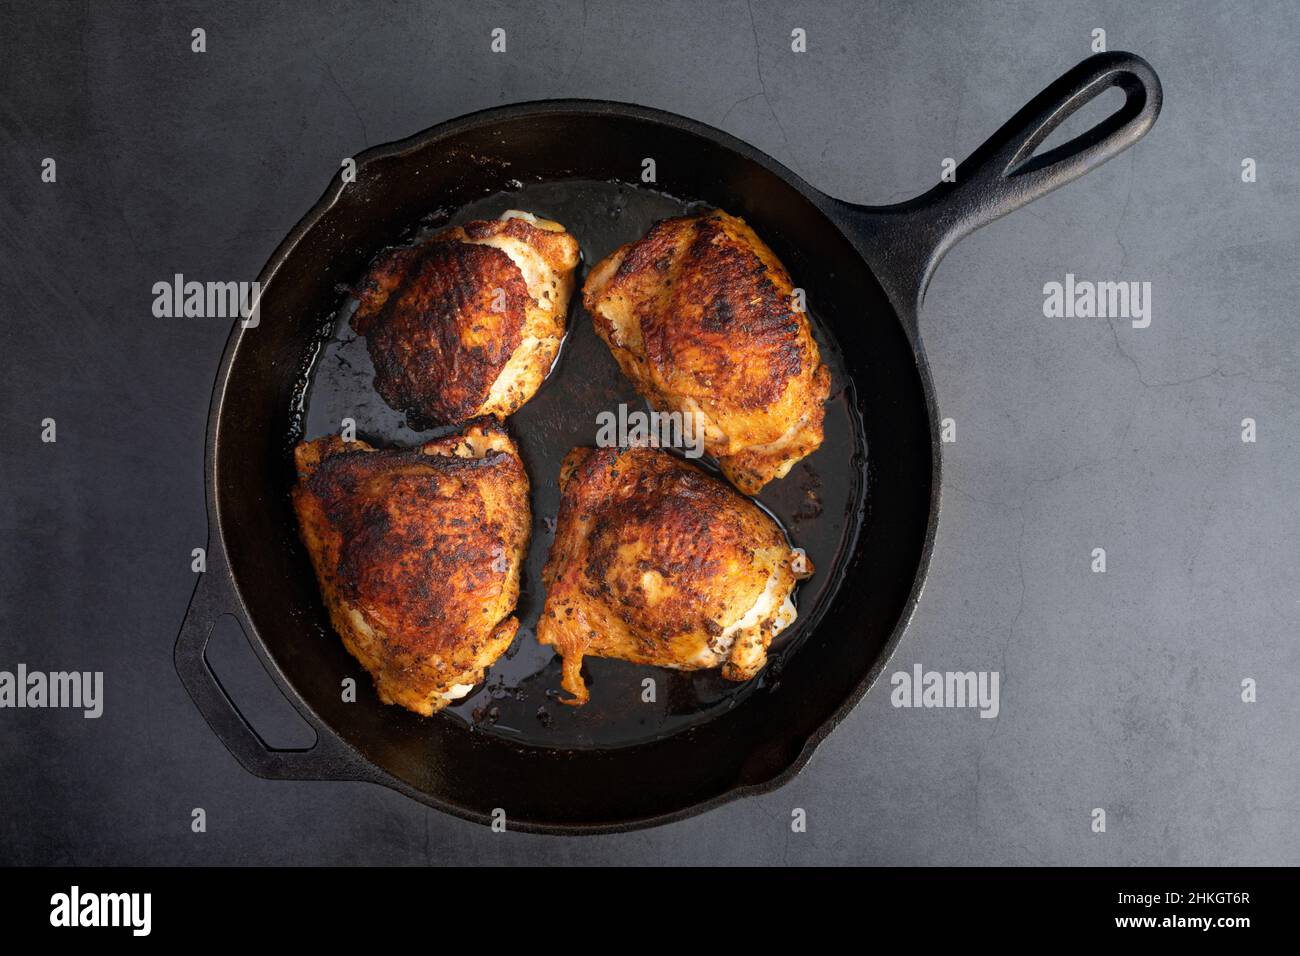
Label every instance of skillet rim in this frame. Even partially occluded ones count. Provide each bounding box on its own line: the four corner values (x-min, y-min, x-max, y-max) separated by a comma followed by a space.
199, 97, 941, 834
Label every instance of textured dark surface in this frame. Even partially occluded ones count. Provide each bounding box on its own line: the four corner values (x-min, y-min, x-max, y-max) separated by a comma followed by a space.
1, 0, 1297, 864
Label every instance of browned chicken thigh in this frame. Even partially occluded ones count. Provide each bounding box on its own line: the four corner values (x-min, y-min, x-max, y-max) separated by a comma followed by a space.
352, 211, 580, 428
582, 209, 831, 494
537, 446, 813, 705
292, 419, 529, 715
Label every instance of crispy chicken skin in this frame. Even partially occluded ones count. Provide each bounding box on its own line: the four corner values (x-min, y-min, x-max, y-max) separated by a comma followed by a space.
291, 419, 529, 715
537, 446, 813, 705
582, 209, 831, 495
352, 210, 580, 428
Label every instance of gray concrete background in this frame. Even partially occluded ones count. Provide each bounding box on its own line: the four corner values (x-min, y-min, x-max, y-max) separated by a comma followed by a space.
1, 0, 1297, 865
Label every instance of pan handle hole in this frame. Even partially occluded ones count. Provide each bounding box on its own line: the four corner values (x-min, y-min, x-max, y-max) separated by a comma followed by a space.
205, 615, 317, 750
1026, 85, 1127, 162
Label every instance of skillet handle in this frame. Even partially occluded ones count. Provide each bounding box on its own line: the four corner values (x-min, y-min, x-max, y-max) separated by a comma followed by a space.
837, 51, 1162, 313
175, 554, 372, 782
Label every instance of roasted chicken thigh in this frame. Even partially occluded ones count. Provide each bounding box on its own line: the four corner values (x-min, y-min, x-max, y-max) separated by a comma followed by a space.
537, 446, 813, 705
583, 209, 831, 494
352, 210, 580, 428
292, 419, 529, 715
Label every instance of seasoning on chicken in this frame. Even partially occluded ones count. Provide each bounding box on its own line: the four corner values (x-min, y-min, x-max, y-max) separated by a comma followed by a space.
292, 419, 529, 715
583, 209, 830, 494
353, 210, 580, 428
537, 446, 813, 705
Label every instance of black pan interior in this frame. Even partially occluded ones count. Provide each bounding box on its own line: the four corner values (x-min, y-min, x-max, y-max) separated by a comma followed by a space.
214, 108, 932, 828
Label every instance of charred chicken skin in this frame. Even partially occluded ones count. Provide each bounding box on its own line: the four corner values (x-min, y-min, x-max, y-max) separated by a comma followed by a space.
352, 210, 580, 428
582, 209, 831, 495
537, 446, 813, 705
292, 419, 529, 715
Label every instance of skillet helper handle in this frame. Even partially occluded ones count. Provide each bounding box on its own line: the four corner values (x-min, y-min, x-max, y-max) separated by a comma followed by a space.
175, 557, 366, 781
845, 51, 1162, 310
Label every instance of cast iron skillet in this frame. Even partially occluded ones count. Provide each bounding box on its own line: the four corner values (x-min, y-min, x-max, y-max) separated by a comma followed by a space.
176, 52, 1161, 833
